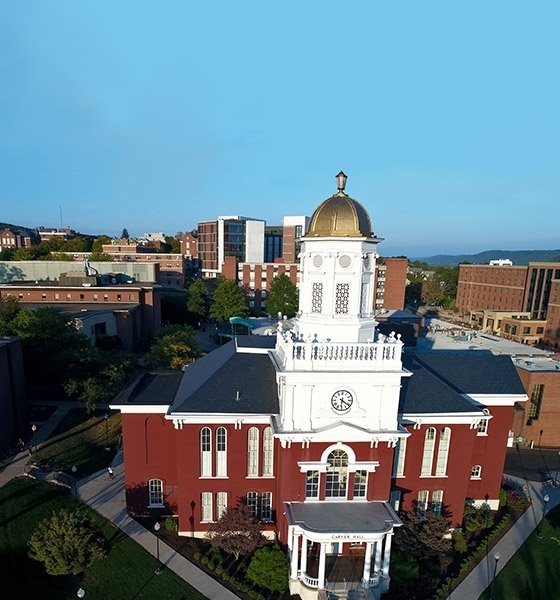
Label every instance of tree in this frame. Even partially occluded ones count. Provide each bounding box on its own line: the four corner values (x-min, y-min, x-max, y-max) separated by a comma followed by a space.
247, 545, 289, 593
28, 508, 106, 575
121, 228, 130, 239
145, 324, 202, 370
187, 278, 208, 321
209, 278, 248, 322
205, 504, 264, 560
266, 274, 298, 318
0, 296, 21, 335
91, 235, 112, 253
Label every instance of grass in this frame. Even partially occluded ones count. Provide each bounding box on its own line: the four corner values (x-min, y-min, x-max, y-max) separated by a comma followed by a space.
32, 409, 122, 477
479, 504, 560, 599
0, 477, 207, 600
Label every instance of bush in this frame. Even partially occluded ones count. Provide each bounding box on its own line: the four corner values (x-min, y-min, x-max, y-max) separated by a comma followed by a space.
499, 488, 507, 509
452, 529, 468, 554
201, 556, 209, 565
194, 551, 202, 561
246, 545, 289, 593
164, 517, 177, 532
222, 572, 230, 582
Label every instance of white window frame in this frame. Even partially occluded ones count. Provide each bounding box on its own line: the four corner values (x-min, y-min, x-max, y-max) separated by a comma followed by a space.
477, 419, 489, 436
353, 470, 368, 499
148, 478, 164, 507
201, 427, 212, 477
306, 470, 320, 499
216, 492, 227, 519
435, 427, 451, 476
260, 491, 272, 522
262, 427, 274, 476
392, 437, 407, 477
247, 427, 259, 477
431, 490, 443, 515
471, 465, 482, 479
216, 427, 227, 477
247, 491, 258, 518
417, 490, 429, 516
325, 449, 348, 499
421, 428, 436, 476
201, 492, 213, 522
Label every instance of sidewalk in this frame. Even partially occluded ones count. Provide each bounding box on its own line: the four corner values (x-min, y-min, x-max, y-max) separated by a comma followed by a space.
78, 453, 238, 600
448, 476, 560, 600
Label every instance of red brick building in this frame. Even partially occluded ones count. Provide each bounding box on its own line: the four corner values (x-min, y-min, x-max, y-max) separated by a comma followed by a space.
112, 176, 525, 599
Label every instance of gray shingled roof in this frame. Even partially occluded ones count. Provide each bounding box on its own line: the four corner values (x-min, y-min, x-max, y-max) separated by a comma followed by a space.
112, 371, 182, 405
171, 341, 278, 415
400, 351, 526, 414
285, 501, 401, 534
235, 335, 276, 349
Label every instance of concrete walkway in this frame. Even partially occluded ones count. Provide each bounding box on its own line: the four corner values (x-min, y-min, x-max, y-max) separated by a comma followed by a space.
78, 453, 238, 600
448, 476, 560, 600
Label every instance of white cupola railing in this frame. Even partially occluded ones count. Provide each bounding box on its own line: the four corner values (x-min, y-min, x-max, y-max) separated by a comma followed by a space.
275, 329, 403, 372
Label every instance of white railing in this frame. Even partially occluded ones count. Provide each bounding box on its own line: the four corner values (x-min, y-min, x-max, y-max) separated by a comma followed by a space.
276, 332, 403, 372
302, 573, 319, 588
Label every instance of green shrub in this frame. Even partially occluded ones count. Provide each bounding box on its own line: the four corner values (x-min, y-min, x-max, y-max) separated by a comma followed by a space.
452, 529, 468, 554
194, 551, 201, 561
207, 562, 215, 571
222, 572, 230, 582
163, 517, 177, 532
499, 488, 507, 509
215, 565, 224, 576
201, 556, 209, 565
246, 545, 289, 593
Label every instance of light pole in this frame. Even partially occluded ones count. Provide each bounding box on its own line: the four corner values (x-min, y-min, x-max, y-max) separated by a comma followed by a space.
154, 522, 162, 574
103, 413, 110, 451
30, 424, 37, 455
71, 465, 77, 499
490, 551, 500, 600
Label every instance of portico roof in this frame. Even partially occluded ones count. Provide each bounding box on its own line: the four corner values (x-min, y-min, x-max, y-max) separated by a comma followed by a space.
285, 501, 401, 537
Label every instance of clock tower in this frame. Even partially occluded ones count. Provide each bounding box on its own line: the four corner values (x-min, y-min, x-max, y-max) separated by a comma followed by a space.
271, 172, 410, 442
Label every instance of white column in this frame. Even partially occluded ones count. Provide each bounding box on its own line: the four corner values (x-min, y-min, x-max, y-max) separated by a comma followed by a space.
362, 541, 373, 586
382, 533, 393, 577
374, 540, 382, 572
318, 542, 327, 589
290, 531, 300, 579
300, 537, 308, 576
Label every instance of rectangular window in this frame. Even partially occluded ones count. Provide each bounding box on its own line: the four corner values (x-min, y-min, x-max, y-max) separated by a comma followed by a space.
260, 492, 272, 522
471, 465, 482, 479
306, 470, 319, 499
392, 438, 407, 477
216, 492, 227, 520
353, 470, 368, 498
431, 490, 443, 515
247, 492, 258, 519
79, 294, 85, 300
477, 419, 489, 435
201, 492, 213, 522
417, 490, 429, 516
389, 490, 401, 512
148, 479, 163, 506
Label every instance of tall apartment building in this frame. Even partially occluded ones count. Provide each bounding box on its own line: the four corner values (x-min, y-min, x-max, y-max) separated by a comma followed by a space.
457, 262, 560, 320
544, 279, 560, 349
374, 258, 408, 311
282, 216, 310, 264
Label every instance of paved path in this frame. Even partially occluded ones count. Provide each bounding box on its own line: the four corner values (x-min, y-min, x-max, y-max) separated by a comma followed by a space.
78, 453, 238, 600
448, 476, 560, 600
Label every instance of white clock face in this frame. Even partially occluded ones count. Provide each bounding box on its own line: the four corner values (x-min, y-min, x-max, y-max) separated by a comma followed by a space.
331, 389, 353, 413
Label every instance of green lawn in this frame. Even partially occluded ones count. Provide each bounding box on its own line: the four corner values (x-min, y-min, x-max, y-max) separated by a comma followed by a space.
0, 478, 207, 600
32, 409, 122, 477
479, 504, 560, 599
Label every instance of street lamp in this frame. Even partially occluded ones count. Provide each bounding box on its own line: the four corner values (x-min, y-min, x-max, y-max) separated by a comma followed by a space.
490, 551, 500, 600
77, 588, 85, 598
103, 413, 110, 451
154, 522, 162, 575
30, 424, 37, 455
71, 465, 78, 499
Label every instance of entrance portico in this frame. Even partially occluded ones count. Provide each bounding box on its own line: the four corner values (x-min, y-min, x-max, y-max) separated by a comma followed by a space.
285, 501, 401, 600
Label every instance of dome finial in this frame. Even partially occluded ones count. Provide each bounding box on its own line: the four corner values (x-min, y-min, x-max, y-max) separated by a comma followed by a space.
336, 171, 348, 193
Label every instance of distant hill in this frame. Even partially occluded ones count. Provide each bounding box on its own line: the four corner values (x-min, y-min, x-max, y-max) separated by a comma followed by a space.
0, 222, 35, 238
415, 249, 560, 267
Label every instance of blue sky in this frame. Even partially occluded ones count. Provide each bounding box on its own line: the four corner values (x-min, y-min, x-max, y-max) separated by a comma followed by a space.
1, 1, 558, 257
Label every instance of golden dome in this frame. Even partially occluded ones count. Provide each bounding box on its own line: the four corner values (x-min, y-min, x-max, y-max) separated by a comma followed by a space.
307, 175, 374, 237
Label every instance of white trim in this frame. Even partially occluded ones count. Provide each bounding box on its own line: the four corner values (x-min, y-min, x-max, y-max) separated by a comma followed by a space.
297, 460, 380, 474
402, 412, 485, 425
463, 393, 528, 407
170, 414, 273, 426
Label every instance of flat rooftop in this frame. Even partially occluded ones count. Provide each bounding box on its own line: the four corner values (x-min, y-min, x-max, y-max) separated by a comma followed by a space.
416, 317, 553, 358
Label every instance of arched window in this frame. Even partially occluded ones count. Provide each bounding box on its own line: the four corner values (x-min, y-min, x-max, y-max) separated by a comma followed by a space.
148, 478, 163, 507
262, 427, 273, 476
435, 427, 451, 476
216, 427, 227, 477
247, 427, 259, 476
421, 427, 436, 476
392, 437, 407, 477
325, 449, 348, 498
200, 427, 212, 477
